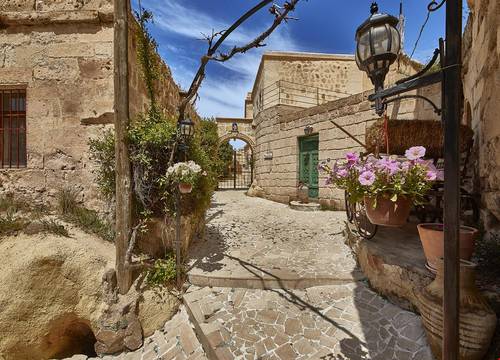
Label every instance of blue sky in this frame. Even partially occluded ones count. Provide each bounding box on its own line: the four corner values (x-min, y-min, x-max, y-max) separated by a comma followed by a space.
131, 0, 468, 122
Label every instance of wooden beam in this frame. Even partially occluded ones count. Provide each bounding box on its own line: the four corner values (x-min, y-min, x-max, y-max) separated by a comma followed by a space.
443, 0, 462, 358
114, 0, 133, 294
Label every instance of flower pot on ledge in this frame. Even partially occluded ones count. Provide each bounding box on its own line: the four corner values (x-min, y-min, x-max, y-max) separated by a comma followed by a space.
364, 195, 412, 227
417, 223, 478, 274
178, 183, 193, 194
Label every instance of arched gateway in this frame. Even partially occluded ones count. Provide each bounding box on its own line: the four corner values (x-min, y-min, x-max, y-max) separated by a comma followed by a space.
216, 117, 256, 190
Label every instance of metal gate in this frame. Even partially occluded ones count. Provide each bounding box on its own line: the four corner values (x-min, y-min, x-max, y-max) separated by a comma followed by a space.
218, 151, 253, 190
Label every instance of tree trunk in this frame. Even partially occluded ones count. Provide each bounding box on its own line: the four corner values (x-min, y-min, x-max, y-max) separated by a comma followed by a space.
114, 0, 133, 294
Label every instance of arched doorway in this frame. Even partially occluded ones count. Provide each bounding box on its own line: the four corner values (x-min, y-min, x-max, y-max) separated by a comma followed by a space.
218, 134, 254, 190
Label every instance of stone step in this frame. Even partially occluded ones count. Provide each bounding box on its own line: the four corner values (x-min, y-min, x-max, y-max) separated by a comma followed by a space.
188, 266, 365, 290
183, 284, 433, 360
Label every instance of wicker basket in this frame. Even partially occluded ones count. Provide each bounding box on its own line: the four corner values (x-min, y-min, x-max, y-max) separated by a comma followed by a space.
365, 119, 474, 158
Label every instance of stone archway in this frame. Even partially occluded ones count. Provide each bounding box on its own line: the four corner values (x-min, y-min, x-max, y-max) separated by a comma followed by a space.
216, 124, 255, 190
215, 117, 256, 151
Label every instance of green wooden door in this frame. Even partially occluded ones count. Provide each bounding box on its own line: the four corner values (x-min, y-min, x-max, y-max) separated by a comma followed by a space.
299, 135, 319, 198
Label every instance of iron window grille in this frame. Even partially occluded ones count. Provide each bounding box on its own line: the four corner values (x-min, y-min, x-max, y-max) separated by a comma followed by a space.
0, 89, 27, 168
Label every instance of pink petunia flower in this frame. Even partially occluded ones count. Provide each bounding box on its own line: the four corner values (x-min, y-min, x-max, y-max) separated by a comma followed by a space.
345, 152, 359, 166
425, 170, 437, 181
405, 146, 426, 160
337, 168, 348, 178
359, 171, 376, 186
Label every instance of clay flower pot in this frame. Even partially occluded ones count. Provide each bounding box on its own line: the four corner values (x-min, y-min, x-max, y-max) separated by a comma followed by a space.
417, 223, 478, 274
364, 195, 412, 227
178, 183, 193, 194
415, 259, 497, 360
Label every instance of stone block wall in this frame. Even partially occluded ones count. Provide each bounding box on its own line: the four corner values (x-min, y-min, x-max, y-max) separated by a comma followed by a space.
253, 85, 441, 207
462, 0, 500, 238
0, 2, 199, 211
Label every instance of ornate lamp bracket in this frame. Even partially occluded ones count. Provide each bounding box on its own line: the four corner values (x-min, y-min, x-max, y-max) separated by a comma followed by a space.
428, 0, 446, 12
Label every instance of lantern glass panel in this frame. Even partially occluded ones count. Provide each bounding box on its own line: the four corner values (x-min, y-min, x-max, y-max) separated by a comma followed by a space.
390, 27, 401, 55
357, 31, 371, 62
371, 24, 391, 56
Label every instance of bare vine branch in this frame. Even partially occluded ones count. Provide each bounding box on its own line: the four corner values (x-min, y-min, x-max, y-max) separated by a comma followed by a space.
178, 0, 302, 120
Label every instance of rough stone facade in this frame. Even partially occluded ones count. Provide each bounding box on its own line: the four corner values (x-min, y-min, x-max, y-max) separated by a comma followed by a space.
253, 85, 441, 207
251, 51, 420, 117
462, 0, 500, 238
0, 1, 198, 211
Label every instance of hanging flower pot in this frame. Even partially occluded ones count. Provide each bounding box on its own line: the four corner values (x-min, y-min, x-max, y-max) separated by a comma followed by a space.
178, 183, 193, 194
417, 223, 478, 273
364, 195, 412, 227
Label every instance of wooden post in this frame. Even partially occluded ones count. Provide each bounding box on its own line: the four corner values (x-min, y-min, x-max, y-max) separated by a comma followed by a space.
114, 0, 133, 294
443, 0, 462, 358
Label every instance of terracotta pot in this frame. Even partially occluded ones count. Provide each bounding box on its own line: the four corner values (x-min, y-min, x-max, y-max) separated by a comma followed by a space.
364, 195, 412, 227
178, 183, 193, 194
415, 259, 497, 360
417, 223, 478, 274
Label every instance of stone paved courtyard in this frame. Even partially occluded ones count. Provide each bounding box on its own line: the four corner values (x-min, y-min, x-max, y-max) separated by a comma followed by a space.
187, 191, 363, 289
68, 191, 433, 360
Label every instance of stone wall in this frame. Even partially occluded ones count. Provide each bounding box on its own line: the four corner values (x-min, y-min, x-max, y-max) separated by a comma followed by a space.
253, 84, 441, 207
251, 51, 420, 117
462, 0, 500, 238
0, 2, 199, 211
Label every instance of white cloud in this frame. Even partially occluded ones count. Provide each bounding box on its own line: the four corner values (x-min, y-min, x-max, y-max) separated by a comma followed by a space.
136, 0, 303, 118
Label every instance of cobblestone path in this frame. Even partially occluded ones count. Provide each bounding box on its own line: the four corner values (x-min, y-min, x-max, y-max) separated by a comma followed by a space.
187, 191, 363, 289
69, 191, 432, 360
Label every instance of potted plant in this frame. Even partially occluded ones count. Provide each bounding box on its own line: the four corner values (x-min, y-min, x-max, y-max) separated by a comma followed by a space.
319, 146, 437, 227
417, 223, 478, 273
165, 161, 204, 194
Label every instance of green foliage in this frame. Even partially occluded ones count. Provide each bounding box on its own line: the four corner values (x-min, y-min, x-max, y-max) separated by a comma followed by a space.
218, 141, 234, 177
57, 188, 115, 242
0, 210, 26, 236
146, 254, 178, 287
39, 219, 70, 237
89, 130, 116, 199
135, 9, 160, 109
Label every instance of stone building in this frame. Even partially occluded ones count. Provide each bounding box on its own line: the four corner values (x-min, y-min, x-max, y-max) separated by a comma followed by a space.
462, 0, 500, 239
0, 0, 197, 210
232, 50, 438, 202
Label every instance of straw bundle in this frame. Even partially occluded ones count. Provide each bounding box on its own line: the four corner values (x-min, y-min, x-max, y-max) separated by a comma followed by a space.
365, 119, 474, 158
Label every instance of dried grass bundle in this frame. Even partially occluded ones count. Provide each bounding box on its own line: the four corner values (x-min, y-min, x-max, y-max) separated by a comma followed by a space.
365, 119, 474, 158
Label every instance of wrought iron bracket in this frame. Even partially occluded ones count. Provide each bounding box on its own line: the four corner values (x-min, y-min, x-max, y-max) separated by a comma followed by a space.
428, 0, 446, 12
383, 94, 442, 115
369, 39, 444, 115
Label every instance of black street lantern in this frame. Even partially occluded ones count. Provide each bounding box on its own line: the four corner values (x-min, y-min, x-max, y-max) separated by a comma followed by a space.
178, 118, 195, 142
355, 2, 401, 114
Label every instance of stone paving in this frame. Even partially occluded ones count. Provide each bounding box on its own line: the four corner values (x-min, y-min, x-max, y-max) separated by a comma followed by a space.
187, 191, 363, 289
72, 306, 207, 360
66, 191, 433, 360
183, 284, 433, 360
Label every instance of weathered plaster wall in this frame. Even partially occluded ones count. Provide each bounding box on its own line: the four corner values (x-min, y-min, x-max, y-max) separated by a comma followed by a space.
0, 3, 199, 210
0, 8, 115, 210
462, 0, 500, 238
253, 85, 441, 207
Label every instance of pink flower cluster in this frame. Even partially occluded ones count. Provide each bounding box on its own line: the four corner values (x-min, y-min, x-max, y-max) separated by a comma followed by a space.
322, 146, 442, 188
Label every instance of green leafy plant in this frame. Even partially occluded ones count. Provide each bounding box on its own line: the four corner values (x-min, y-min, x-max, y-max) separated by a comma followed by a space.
89, 130, 116, 199
0, 210, 27, 236
39, 219, 70, 237
57, 188, 114, 242
146, 254, 178, 287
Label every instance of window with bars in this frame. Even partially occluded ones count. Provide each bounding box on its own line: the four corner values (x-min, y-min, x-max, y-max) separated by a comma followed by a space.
0, 89, 27, 168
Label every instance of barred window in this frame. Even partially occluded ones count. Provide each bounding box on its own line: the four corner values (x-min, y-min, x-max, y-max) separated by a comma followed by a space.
1, 89, 27, 168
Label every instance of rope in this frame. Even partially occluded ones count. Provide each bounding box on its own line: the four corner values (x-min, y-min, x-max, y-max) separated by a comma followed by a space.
383, 112, 390, 154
